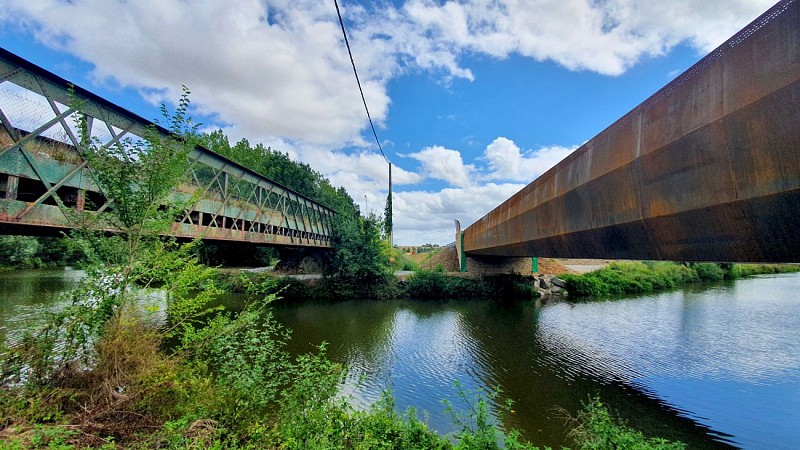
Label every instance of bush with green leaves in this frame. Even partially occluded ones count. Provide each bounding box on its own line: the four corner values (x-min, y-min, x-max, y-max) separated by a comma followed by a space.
562, 261, 800, 299
690, 263, 725, 282
562, 262, 697, 298
567, 397, 685, 450
445, 382, 542, 450
323, 213, 393, 298
406, 271, 538, 300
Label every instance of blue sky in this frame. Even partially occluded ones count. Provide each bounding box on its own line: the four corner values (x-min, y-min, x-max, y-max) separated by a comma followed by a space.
0, 0, 775, 245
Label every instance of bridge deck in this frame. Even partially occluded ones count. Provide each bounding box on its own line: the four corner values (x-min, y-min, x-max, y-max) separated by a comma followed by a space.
463, 0, 800, 263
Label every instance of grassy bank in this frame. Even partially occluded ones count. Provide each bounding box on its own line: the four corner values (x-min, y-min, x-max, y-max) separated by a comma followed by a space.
560, 261, 800, 298
216, 269, 542, 302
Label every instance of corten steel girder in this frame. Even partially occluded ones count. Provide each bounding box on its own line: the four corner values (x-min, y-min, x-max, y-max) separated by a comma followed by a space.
0, 48, 335, 248
464, 0, 800, 263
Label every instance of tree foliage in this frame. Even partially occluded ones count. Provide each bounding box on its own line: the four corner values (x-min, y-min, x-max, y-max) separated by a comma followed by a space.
384, 191, 393, 241
0, 236, 85, 268
200, 130, 358, 216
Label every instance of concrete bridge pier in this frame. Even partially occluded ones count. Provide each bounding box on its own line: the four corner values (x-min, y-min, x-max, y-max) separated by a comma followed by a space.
457, 224, 536, 275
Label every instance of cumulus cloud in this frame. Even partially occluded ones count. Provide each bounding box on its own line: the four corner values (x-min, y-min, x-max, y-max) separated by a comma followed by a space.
484, 137, 577, 182
404, 0, 774, 76
0, 0, 772, 148
2, 0, 384, 147
404, 145, 476, 188
392, 183, 527, 245
386, 138, 574, 243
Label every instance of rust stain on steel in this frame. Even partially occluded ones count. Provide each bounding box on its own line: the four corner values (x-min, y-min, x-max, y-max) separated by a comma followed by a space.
464, 0, 800, 263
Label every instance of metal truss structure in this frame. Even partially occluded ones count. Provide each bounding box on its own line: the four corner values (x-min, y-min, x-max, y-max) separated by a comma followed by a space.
0, 48, 334, 248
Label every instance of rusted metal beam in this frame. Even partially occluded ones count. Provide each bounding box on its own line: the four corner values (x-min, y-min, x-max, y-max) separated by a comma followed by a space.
464, 0, 800, 263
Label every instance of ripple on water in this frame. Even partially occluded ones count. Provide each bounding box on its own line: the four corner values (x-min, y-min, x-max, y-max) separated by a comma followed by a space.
534, 275, 800, 449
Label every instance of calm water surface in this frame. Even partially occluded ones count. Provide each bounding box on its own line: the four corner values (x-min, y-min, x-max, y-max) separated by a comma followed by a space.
2, 269, 799, 449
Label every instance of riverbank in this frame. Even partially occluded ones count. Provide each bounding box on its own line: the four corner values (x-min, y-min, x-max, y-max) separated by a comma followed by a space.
216, 269, 549, 302
559, 261, 800, 298
217, 260, 800, 303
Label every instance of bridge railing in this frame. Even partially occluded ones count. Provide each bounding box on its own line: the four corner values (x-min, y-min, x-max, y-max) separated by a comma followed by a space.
0, 47, 334, 247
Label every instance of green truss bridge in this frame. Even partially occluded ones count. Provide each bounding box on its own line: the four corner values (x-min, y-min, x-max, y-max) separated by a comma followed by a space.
0, 48, 335, 248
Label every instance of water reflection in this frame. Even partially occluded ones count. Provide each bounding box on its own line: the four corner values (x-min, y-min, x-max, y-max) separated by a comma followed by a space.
536, 274, 800, 449
0, 268, 84, 345
273, 298, 736, 448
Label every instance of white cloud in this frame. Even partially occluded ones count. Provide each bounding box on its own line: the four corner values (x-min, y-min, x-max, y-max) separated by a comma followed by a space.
484, 137, 577, 182
0, 0, 773, 150
404, 0, 775, 76
392, 183, 527, 245
404, 145, 476, 187
2, 0, 387, 147
390, 138, 574, 244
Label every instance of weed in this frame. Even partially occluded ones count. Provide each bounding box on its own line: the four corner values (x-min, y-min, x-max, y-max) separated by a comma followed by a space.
565, 396, 685, 450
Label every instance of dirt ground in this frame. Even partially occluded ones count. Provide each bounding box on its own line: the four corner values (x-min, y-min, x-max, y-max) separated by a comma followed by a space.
405, 245, 609, 275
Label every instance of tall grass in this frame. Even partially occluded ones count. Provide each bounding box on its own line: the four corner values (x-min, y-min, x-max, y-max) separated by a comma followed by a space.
561, 261, 800, 298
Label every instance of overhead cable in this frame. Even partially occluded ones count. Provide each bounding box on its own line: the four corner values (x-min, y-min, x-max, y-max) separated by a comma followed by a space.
333, 0, 389, 164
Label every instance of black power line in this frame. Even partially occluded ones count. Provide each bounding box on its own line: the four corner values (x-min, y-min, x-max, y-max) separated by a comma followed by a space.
333, 0, 389, 164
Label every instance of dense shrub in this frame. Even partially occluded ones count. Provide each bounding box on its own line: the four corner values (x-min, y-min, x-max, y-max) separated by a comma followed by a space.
568, 397, 686, 450
730, 263, 800, 278
560, 273, 608, 297
691, 263, 725, 281
406, 271, 539, 300
562, 262, 698, 298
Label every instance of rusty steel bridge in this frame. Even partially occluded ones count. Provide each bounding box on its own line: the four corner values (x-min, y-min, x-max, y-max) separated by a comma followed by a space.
462, 0, 800, 263
0, 48, 334, 248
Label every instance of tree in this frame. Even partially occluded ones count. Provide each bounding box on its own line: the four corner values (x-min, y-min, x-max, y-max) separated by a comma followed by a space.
15, 87, 219, 380
199, 131, 359, 215
383, 192, 393, 243
323, 213, 390, 297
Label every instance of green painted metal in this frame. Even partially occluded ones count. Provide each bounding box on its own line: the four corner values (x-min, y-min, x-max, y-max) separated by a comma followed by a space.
459, 231, 466, 272
0, 48, 335, 248
531, 257, 538, 274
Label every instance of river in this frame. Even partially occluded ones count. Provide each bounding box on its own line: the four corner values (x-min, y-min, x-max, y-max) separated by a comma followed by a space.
2, 268, 799, 449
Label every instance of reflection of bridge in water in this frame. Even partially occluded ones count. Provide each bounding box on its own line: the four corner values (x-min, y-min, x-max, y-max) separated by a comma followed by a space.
0, 48, 334, 248
462, 0, 800, 263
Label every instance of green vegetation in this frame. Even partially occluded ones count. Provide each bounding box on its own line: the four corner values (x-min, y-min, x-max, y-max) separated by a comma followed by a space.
218, 269, 540, 302
322, 213, 393, 299
0, 236, 86, 269
565, 397, 686, 450
199, 130, 358, 216
560, 261, 800, 298
383, 191, 393, 242
725, 263, 800, 278
406, 271, 539, 301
